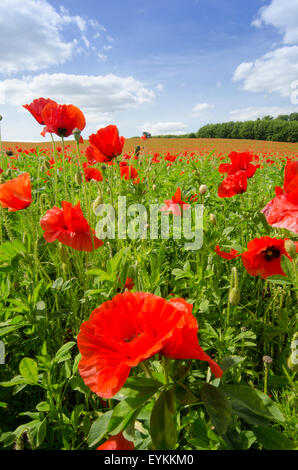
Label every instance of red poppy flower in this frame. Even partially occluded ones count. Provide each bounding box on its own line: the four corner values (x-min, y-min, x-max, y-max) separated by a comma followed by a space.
120, 164, 138, 180
215, 245, 240, 260
0, 168, 3, 175
241, 237, 293, 279
261, 161, 298, 233
88, 125, 125, 163
0, 173, 32, 211
84, 167, 103, 182
97, 432, 134, 451
161, 298, 223, 378
41, 102, 86, 138
40, 201, 103, 252
161, 188, 190, 216
23, 98, 57, 125
218, 171, 248, 198
218, 151, 259, 178
77, 292, 222, 398
124, 277, 134, 291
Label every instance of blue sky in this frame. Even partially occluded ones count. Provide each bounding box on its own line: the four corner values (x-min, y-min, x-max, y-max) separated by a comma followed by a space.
0, 0, 298, 141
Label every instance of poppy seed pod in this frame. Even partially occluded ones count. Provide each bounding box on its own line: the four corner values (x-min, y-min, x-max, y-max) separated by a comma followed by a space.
199, 184, 208, 195
285, 239, 296, 259
209, 213, 217, 225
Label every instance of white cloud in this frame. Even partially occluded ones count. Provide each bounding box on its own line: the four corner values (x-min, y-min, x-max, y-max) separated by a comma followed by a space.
137, 122, 188, 135
0, 73, 155, 130
192, 103, 214, 116
0, 0, 108, 74
229, 106, 298, 121
252, 0, 298, 44
233, 46, 298, 96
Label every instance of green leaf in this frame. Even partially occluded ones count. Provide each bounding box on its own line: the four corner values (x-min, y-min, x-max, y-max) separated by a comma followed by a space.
87, 411, 113, 448
201, 383, 232, 435
69, 376, 91, 395
219, 355, 246, 372
36, 419, 47, 448
253, 425, 297, 450
19, 358, 38, 383
54, 342, 76, 364
175, 385, 199, 405
280, 255, 295, 281
221, 385, 285, 424
150, 389, 177, 450
112, 377, 161, 401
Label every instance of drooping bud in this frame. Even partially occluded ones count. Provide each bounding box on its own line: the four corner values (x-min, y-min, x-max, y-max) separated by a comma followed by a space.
92, 194, 103, 214
285, 239, 296, 259
199, 184, 208, 195
72, 127, 81, 144
209, 213, 217, 225
229, 267, 240, 305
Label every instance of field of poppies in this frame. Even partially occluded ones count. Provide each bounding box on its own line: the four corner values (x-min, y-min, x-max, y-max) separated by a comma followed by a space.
0, 99, 297, 451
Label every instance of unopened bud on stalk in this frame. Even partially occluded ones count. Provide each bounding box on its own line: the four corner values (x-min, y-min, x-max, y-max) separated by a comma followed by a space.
199, 184, 208, 195
287, 333, 298, 372
285, 239, 296, 258
62, 263, 68, 275
72, 128, 81, 144
229, 267, 240, 305
59, 243, 68, 264
75, 170, 82, 185
44, 159, 51, 169
209, 213, 217, 225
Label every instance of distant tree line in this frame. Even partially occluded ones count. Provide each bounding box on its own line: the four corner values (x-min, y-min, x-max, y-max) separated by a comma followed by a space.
152, 113, 298, 142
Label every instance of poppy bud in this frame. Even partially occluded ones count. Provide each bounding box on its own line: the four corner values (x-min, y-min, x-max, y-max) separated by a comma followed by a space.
62, 263, 68, 275
59, 243, 68, 264
152, 184, 156, 191
72, 127, 81, 144
0, 114, 2, 121
209, 213, 217, 225
6, 150, 14, 156
229, 287, 240, 306
285, 239, 296, 259
75, 170, 82, 185
92, 194, 103, 214
229, 267, 240, 305
199, 184, 208, 195
287, 333, 298, 372
44, 159, 51, 169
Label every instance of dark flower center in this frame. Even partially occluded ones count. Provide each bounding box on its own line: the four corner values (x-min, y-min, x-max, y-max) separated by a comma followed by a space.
263, 246, 280, 262
58, 127, 67, 137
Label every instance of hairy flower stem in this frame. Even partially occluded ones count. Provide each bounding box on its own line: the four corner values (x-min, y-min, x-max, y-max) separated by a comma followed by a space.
61, 136, 68, 199
50, 134, 58, 205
